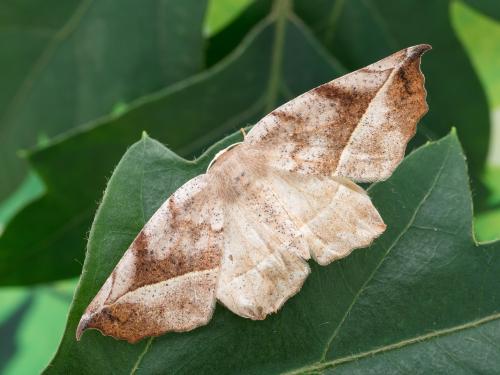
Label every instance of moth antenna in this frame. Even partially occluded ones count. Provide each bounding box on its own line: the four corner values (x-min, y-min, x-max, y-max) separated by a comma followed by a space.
240, 128, 247, 138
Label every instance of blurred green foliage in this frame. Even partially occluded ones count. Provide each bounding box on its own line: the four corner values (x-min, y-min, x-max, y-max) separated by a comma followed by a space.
452, 1, 500, 242
0, 280, 76, 375
1, 0, 500, 373
453, 1, 500, 108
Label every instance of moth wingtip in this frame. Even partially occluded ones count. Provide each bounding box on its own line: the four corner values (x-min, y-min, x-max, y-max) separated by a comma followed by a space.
76, 315, 90, 341
407, 44, 432, 60
420, 43, 432, 51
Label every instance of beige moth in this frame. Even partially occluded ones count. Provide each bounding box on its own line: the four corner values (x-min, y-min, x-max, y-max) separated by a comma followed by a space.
77, 45, 430, 343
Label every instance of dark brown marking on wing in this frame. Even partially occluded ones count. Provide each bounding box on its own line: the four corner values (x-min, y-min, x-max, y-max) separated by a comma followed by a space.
84, 278, 217, 343
272, 110, 305, 124
308, 81, 382, 174
386, 49, 429, 139
111, 201, 223, 297
341, 46, 429, 176
249, 74, 390, 175
129, 235, 221, 292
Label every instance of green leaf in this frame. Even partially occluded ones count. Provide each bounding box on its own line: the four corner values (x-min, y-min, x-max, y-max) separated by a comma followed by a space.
0, 11, 343, 285
204, 0, 254, 37
0, 280, 76, 375
463, 0, 500, 21
483, 165, 500, 206
0, 0, 208, 200
475, 209, 500, 242
294, 0, 490, 185
0, 171, 44, 231
205, 0, 272, 66
452, 1, 500, 108
44, 131, 500, 374
474, 164, 500, 242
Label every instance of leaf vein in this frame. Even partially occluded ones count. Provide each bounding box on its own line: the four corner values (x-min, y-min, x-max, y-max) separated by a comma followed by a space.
130, 337, 154, 375
319, 140, 452, 360
285, 312, 500, 374
0, 0, 94, 130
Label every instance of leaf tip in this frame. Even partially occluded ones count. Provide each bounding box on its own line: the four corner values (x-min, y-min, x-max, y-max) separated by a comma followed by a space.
141, 131, 149, 140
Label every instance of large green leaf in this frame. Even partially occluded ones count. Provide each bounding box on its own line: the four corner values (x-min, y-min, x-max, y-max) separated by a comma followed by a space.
294, 0, 490, 187
0, 0, 207, 200
0, 9, 343, 285
44, 130, 500, 374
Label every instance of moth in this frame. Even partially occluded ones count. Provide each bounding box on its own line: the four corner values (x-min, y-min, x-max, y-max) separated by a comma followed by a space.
77, 45, 430, 343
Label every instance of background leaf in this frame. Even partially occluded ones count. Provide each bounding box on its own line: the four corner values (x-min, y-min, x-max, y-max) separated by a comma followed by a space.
0, 280, 76, 375
204, 0, 254, 37
44, 131, 500, 374
0, 11, 344, 285
453, 1, 500, 108
463, 0, 500, 21
0, 171, 44, 232
451, 2, 500, 242
205, 0, 272, 66
0, 0, 208, 200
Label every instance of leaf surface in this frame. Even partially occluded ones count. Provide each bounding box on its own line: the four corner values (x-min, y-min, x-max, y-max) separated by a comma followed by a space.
0, 13, 342, 285
0, 0, 207, 199
45, 131, 500, 374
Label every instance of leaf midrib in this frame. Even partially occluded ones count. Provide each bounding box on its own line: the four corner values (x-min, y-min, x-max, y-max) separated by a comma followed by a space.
322, 0, 345, 45
0, 0, 94, 129
264, 0, 290, 113
360, 0, 399, 50
130, 338, 153, 374
287, 312, 500, 374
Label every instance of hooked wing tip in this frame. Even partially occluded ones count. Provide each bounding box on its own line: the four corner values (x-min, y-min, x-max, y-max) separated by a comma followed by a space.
76, 314, 91, 341
407, 44, 432, 59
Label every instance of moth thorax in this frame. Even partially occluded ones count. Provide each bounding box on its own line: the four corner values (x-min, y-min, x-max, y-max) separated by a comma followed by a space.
207, 142, 244, 171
